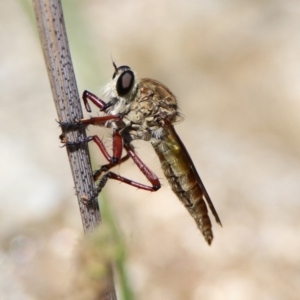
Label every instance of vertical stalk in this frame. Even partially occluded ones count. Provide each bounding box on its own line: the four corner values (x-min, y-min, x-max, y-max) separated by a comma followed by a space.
32, 1, 117, 299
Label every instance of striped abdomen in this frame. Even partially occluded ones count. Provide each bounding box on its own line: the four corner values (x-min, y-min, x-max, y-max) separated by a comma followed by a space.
152, 124, 221, 245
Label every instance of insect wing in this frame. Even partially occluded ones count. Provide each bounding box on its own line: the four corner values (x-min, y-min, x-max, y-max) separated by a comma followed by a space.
165, 120, 222, 226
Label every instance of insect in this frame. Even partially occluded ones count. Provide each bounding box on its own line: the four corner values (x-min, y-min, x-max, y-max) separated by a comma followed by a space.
63, 63, 221, 245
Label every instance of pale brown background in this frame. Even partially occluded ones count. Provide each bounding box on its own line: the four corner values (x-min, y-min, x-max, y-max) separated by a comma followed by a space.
1, 1, 300, 299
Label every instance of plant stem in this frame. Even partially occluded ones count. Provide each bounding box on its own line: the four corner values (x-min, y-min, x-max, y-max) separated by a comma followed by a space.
32, 1, 117, 299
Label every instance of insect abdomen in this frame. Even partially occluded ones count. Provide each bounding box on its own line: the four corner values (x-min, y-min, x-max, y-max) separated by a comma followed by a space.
152, 134, 214, 245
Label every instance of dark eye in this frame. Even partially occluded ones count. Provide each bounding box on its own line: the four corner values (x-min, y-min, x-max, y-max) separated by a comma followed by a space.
112, 65, 130, 79
116, 70, 135, 96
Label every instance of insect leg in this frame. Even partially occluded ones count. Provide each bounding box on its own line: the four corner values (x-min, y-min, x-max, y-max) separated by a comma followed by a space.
78, 129, 123, 162
93, 142, 161, 192
93, 144, 161, 191
123, 143, 161, 191
87, 166, 157, 204
80, 115, 121, 126
59, 115, 121, 131
83, 90, 113, 112
105, 172, 160, 191
93, 153, 130, 181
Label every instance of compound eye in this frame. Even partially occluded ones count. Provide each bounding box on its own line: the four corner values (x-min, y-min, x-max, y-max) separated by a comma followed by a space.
112, 65, 130, 79
116, 70, 135, 96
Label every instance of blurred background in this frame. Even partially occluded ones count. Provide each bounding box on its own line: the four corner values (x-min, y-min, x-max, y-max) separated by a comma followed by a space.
1, 0, 300, 299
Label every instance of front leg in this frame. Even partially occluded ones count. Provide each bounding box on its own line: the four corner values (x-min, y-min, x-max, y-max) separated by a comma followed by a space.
59, 114, 122, 131
83, 90, 114, 112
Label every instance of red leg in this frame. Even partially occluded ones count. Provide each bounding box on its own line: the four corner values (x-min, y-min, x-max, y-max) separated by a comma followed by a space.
85, 129, 123, 163
64, 127, 123, 164
112, 129, 123, 161
123, 143, 161, 191
93, 142, 161, 192
83, 90, 113, 112
106, 172, 160, 192
81, 115, 121, 126
93, 154, 130, 181
89, 168, 158, 204
59, 115, 121, 131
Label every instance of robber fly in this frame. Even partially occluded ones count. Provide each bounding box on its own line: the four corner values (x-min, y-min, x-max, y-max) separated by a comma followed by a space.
63, 63, 221, 245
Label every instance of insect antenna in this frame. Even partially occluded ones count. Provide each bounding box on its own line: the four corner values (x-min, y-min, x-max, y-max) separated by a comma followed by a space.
110, 54, 118, 71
